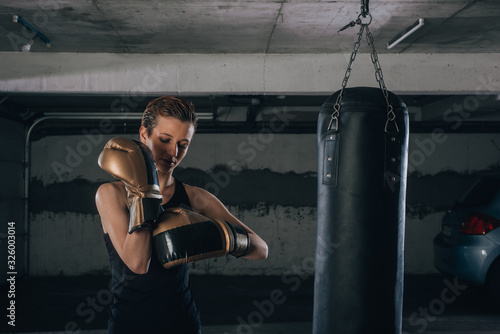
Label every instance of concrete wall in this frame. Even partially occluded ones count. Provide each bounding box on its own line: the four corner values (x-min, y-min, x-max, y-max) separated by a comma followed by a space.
3, 51, 500, 277
0, 118, 26, 282
27, 125, 500, 276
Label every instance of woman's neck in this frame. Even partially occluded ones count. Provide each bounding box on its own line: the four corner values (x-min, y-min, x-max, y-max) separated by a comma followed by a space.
158, 171, 175, 190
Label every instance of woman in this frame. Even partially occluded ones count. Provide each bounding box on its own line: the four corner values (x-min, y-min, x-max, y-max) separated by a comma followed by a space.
95, 95, 268, 333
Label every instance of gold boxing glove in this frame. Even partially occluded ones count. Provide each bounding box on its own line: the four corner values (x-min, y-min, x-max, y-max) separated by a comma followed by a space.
98, 137, 163, 233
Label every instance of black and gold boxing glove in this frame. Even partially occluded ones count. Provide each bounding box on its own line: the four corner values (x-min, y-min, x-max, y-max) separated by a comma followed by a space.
98, 137, 163, 233
153, 208, 250, 269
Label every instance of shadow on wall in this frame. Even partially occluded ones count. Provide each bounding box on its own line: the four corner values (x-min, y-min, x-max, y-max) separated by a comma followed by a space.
29, 165, 497, 217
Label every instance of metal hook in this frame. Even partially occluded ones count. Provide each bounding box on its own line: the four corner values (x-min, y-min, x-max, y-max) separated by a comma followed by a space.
385, 118, 400, 133
327, 115, 339, 132
327, 104, 341, 131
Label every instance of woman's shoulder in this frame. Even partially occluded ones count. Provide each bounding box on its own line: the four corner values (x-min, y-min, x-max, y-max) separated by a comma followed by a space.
182, 183, 211, 197
97, 180, 125, 193
182, 183, 226, 214
96, 181, 126, 204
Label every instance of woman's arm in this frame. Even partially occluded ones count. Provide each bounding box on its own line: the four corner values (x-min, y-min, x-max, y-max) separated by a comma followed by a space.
185, 185, 268, 260
95, 182, 152, 274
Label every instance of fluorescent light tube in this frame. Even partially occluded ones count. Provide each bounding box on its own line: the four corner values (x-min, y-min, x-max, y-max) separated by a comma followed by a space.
387, 18, 425, 49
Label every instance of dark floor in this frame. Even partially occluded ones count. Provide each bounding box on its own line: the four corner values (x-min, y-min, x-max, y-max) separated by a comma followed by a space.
1, 274, 500, 333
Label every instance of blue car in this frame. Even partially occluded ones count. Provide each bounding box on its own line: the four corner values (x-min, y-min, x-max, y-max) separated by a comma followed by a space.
433, 174, 500, 298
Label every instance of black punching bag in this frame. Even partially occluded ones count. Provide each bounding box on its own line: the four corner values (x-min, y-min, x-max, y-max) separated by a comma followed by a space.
313, 87, 409, 334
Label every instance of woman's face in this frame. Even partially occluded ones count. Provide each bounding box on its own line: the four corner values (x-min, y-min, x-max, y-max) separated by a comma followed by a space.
140, 116, 195, 174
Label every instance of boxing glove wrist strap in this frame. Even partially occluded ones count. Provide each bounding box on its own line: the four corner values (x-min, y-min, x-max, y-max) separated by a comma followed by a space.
227, 223, 249, 258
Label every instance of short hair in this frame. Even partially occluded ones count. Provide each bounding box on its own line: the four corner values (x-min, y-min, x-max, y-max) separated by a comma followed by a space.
142, 96, 198, 136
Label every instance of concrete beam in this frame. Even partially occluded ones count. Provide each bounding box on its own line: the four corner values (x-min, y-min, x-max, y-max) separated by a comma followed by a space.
421, 95, 500, 121
0, 52, 499, 95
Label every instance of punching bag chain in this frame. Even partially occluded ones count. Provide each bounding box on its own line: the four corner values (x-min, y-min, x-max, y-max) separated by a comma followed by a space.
328, 19, 367, 132
328, 8, 398, 133
366, 25, 398, 133
361, 0, 369, 18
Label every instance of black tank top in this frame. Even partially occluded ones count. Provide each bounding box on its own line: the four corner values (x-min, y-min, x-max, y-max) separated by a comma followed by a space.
104, 179, 201, 334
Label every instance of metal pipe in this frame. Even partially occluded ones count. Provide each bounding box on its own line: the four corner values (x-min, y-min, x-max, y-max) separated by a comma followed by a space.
23, 111, 213, 275
41, 111, 213, 119
23, 113, 142, 276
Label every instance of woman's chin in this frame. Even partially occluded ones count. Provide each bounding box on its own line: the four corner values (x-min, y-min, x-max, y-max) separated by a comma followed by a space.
157, 165, 175, 174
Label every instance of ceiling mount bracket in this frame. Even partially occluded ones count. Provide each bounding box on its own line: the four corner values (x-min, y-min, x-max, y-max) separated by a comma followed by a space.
13, 15, 51, 51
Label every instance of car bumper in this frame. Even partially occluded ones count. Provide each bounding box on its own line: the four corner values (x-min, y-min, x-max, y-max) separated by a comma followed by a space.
433, 233, 498, 286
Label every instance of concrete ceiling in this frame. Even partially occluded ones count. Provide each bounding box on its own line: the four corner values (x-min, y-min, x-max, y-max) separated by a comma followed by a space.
1, 0, 499, 54
1, 0, 500, 133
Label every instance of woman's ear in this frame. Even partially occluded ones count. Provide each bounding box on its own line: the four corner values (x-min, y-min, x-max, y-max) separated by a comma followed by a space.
139, 126, 148, 144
